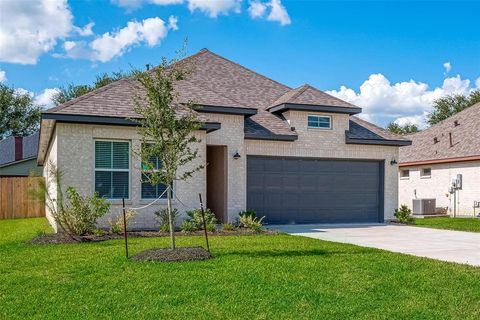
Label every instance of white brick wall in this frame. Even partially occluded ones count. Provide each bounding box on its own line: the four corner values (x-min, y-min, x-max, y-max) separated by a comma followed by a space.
399, 161, 480, 216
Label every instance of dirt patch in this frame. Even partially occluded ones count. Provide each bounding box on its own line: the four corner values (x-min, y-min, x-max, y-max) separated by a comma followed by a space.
29, 228, 277, 245
130, 247, 212, 262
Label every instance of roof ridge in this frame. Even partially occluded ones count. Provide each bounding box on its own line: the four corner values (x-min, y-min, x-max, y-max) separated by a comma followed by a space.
290, 84, 310, 101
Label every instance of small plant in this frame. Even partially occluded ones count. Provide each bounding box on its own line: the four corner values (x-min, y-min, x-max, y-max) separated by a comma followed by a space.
180, 220, 197, 233
395, 205, 414, 223
238, 209, 256, 219
185, 208, 217, 230
239, 215, 265, 232
35, 230, 47, 237
221, 223, 235, 231
205, 223, 216, 232
108, 210, 137, 234
155, 208, 179, 232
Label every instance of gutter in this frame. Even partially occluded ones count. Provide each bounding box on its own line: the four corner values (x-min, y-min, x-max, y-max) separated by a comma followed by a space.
400, 155, 480, 167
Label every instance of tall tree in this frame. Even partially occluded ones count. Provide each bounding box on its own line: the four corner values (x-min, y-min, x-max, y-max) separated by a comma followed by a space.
386, 122, 419, 135
53, 71, 130, 105
427, 89, 480, 125
0, 83, 42, 139
133, 57, 203, 250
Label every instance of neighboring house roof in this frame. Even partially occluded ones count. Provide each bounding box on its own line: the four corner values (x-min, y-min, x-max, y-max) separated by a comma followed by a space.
0, 132, 39, 167
399, 102, 480, 166
347, 117, 411, 146
39, 49, 409, 164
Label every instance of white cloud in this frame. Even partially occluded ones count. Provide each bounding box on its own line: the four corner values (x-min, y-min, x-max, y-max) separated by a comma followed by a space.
476, 77, 480, 89
248, 1, 267, 18
327, 73, 477, 127
247, 0, 290, 25
64, 16, 177, 62
0, 68, 6, 82
111, 0, 183, 9
34, 88, 60, 108
443, 61, 452, 73
187, 0, 241, 17
0, 0, 74, 64
74, 22, 95, 37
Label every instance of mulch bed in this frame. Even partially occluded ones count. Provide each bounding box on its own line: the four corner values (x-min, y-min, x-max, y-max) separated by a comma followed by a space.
29, 228, 277, 245
130, 247, 212, 262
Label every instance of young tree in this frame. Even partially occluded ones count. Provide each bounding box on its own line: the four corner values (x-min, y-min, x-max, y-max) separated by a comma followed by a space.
427, 89, 480, 125
133, 57, 203, 250
0, 83, 42, 139
386, 122, 419, 135
53, 71, 130, 105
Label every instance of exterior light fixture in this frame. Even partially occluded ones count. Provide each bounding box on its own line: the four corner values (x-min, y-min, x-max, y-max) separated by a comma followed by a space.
390, 158, 397, 165
233, 151, 241, 160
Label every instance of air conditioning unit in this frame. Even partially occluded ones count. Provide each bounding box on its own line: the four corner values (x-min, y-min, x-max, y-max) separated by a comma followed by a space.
412, 199, 436, 215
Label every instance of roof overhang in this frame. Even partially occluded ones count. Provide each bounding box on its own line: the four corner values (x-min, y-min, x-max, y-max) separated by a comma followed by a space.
400, 155, 480, 167
0, 156, 37, 168
195, 105, 257, 116
244, 133, 298, 141
269, 103, 362, 115
346, 136, 412, 147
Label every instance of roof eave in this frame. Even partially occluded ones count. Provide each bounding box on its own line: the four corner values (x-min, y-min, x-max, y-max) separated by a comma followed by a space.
400, 155, 480, 167
346, 136, 412, 147
244, 133, 298, 141
269, 103, 362, 115
195, 105, 257, 116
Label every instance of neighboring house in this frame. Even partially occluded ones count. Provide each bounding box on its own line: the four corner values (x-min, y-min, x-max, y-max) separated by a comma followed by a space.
399, 102, 480, 216
37, 49, 410, 230
0, 132, 42, 176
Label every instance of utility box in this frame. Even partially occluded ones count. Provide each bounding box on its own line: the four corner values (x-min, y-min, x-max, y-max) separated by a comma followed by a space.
412, 199, 436, 215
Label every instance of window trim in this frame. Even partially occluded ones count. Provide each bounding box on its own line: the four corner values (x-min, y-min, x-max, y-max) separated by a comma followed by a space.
420, 167, 432, 179
94, 139, 131, 200
400, 169, 410, 180
307, 114, 332, 130
140, 144, 175, 201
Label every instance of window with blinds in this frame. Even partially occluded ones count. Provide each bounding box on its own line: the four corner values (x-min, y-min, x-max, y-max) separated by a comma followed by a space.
95, 140, 130, 199
141, 145, 171, 199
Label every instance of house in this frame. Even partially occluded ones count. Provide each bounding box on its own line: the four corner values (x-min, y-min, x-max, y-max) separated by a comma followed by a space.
37, 49, 410, 230
399, 102, 480, 216
0, 132, 42, 176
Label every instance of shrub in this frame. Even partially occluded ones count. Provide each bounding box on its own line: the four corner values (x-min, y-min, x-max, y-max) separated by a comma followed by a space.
394, 205, 414, 223
180, 220, 197, 232
108, 209, 137, 234
221, 223, 235, 231
239, 215, 265, 232
155, 208, 179, 232
185, 208, 217, 230
61, 187, 110, 236
206, 223, 216, 232
238, 209, 256, 219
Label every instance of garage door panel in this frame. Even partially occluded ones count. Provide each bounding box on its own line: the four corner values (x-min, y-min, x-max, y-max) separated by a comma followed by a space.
247, 156, 383, 224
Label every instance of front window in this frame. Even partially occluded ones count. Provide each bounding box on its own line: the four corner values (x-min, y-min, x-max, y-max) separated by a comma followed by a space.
141, 146, 172, 199
421, 168, 431, 178
400, 169, 410, 179
308, 115, 331, 129
94, 140, 130, 199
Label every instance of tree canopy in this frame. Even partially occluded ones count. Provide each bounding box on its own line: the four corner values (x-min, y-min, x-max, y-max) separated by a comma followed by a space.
427, 89, 480, 125
0, 83, 42, 139
386, 122, 419, 135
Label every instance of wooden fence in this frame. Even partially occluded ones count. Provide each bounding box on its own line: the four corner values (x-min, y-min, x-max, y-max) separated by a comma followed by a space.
0, 177, 45, 219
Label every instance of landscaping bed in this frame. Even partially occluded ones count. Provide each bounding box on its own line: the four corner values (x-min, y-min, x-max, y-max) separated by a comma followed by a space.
131, 246, 212, 262
29, 228, 277, 245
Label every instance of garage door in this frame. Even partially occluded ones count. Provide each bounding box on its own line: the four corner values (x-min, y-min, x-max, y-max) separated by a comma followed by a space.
247, 156, 384, 224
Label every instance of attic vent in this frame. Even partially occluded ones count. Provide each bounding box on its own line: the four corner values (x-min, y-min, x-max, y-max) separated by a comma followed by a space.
433, 137, 439, 144
454, 120, 459, 127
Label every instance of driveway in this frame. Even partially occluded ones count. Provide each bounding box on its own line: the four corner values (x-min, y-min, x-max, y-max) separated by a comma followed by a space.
271, 224, 480, 267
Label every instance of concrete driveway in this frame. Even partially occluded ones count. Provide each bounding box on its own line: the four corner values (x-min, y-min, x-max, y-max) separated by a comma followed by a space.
271, 224, 480, 267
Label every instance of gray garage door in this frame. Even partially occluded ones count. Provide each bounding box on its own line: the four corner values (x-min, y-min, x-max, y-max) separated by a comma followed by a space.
247, 156, 384, 224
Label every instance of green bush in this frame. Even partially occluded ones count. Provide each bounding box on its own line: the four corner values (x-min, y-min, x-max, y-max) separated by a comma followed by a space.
221, 223, 235, 231
62, 187, 110, 236
238, 209, 256, 219
239, 215, 265, 232
180, 220, 197, 232
155, 208, 179, 232
394, 205, 414, 223
108, 209, 137, 234
206, 223, 216, 232
185, 208, 217, 230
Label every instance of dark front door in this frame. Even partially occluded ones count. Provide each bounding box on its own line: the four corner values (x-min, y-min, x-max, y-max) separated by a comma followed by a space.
246, 156, 383, 224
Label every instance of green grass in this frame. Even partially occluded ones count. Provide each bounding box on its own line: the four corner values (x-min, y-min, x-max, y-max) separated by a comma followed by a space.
1, 218, 479, 319
413, 217, 480, 233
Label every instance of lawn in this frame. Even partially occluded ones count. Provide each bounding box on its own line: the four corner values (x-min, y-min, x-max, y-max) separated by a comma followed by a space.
413, 217, 480, 233
1, 218, 480, 319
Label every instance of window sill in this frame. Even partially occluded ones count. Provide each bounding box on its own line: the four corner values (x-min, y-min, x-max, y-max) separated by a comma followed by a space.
139, 199, 173, 204
307, 127, 332, 130
108, 199, 132, 205
400, 177, 410, 180
420, 176, 431, 179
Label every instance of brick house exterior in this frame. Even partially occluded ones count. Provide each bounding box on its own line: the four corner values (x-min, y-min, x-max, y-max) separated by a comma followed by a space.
38, 49, 410, 231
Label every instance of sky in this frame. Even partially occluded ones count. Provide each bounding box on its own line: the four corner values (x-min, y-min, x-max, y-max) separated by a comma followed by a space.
0, 0, 479, 127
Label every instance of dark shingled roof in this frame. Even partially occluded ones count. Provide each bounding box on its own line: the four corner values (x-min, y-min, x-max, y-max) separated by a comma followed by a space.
43, 48, 406, 144
0, 132, 39, 166
399, 102, 480, 164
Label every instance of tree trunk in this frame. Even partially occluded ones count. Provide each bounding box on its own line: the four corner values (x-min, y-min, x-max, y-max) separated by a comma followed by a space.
167, 186, 176, 249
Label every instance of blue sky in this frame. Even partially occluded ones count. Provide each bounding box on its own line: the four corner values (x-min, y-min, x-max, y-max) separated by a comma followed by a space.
0, 0, 479, 127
